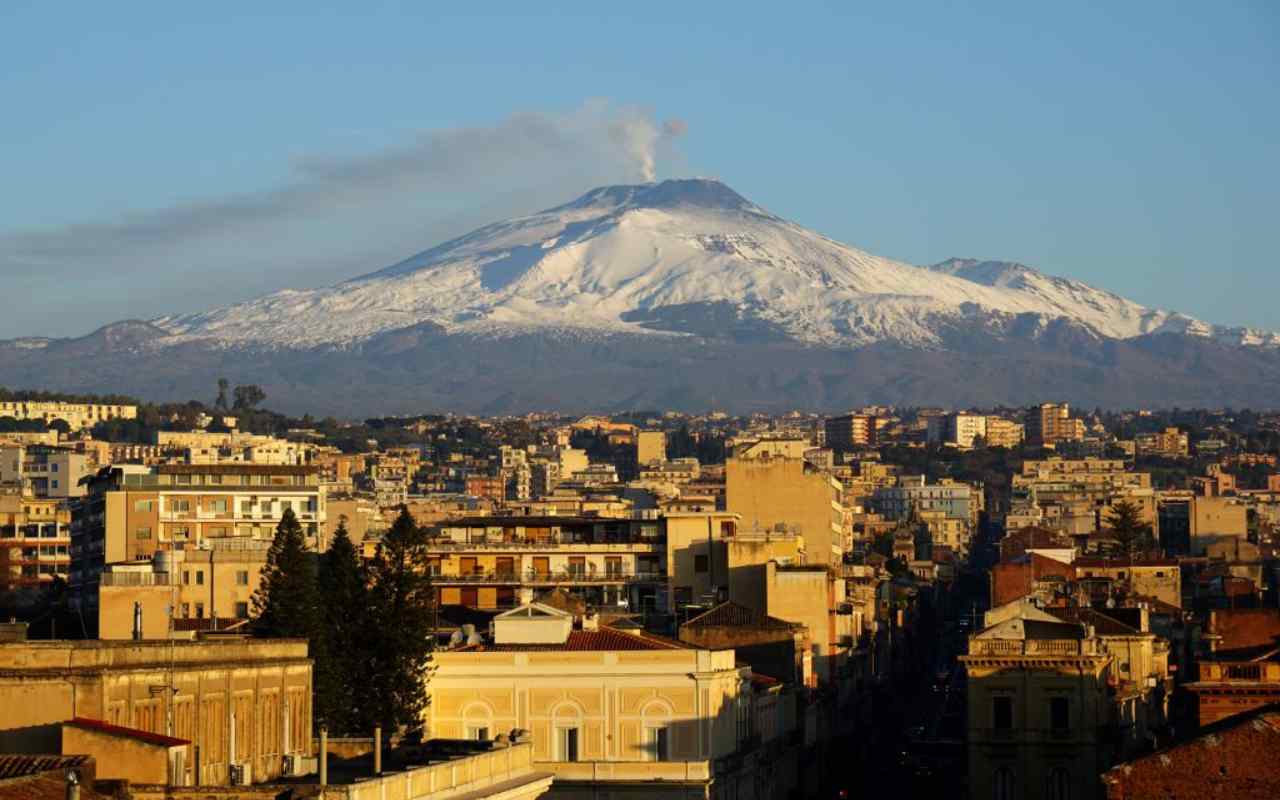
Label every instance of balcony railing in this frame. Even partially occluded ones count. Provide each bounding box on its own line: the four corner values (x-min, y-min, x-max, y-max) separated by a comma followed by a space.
425, 538, 663, 551
99, 572, 177, 587
432, 570, 665, 585
968, 639, 1100, 657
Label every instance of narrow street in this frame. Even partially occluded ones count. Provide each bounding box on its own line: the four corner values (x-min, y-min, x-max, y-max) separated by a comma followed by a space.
832, 523, 997, 798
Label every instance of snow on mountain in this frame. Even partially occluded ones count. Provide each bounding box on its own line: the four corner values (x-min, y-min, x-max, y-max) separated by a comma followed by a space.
152, 179, 1278, 350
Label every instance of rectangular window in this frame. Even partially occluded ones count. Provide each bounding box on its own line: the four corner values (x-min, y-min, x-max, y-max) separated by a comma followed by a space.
195, 570, 204, 585
466, 726, 489, 741
694, 554, 709, 573
209, 499, 227, 513
234, 601, 249, 618
195, 603, 205, 618
644, 727, 669, 761
170, 499, 191, 513
993, 696, 1013, 730
134, 499, 155, 512
135, 527, 152, 540
558, 727, 579, 762
1049, 697, 1070, 731
236, 570, 249, 586
181, 603, 190, 618
183, 571, 191, 585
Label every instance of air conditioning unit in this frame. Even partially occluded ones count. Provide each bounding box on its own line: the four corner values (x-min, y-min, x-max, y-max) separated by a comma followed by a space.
282, 755, 317, 777
228, 763, 252, 786
836, 602, 854, 615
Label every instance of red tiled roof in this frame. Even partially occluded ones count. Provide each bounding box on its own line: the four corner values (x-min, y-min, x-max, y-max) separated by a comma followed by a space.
1074, 557, 1178, 568
67, 717, 189, 748
683, 602, 799, 631
1102, 706, 1280, 800
0, 773, 109, 800
456, 628, 692, 652
1045, 607, 1143, 637
750, 672, 782, 690
0, 755, 90, 780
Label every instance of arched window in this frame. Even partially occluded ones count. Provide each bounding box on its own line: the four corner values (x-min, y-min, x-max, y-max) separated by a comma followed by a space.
461, 701, 494, 742
551, 702, 584, 762
640, 700, 674, 761
1046, 767, 1071, 800
993, 766, 1015, 800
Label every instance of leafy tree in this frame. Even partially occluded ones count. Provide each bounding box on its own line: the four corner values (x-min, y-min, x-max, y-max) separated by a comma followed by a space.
363, 506, 435, 738
315, 521, 370, 735
252, 509, 319, 638
232, 384, 267, 411
1105, 499, 1155, 555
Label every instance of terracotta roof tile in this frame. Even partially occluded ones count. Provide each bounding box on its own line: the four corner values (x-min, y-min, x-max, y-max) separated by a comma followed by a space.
683, 602, 800, 631
456, 628, 692, 653
0, 755, 90, 780
67, 717, 189, 748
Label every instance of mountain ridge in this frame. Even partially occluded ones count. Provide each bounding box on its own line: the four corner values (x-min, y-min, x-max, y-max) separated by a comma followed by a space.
137, 178, 1276, 352
4, 178, 1279, 414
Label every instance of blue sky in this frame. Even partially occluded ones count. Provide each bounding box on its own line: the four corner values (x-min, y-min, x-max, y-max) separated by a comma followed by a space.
2, 1, 1277, 338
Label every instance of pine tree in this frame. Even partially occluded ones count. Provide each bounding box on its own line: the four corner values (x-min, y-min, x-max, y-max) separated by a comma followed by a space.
315, 520, 370, 735
364, 506, 435, 738
1106, 499, 1155, 555
252, 508, 319, 639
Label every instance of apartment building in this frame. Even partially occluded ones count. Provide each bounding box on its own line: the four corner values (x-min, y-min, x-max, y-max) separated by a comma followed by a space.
70, 464, 325, 605
926, 412, 988, 448
427, 515, 667, 612
726, 452, 847, 566
429, 603, 770, 799
1025, 403, 1085, 446
0, 444, 93, 499
1134, 427, 1189, 458
824, 414, 877, 450
0, 490, 71, 592
869, 476, 981, 529
0, 638, 313, 787
636, 430, 667, 466
95, 541, 271, 637
984, 417, 1026, 449
0, 400, 136, 432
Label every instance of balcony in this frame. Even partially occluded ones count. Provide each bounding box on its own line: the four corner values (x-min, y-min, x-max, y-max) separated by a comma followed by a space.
542, 760, 711, 783
432, 570, 665, 585
967, 639, 1101, 657
100, 571, 177, 587
425, 538, 663, 552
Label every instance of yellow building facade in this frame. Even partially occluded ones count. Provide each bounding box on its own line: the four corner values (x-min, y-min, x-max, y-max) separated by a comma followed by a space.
429, 607, 752, 799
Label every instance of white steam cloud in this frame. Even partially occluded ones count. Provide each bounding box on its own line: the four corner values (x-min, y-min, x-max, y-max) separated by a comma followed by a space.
0, 100, 689, 270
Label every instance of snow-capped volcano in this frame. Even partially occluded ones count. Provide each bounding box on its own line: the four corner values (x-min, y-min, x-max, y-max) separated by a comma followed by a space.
153, 178, 1277, 351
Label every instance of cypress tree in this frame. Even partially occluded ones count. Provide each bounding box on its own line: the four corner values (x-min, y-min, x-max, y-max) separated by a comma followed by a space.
251, 508, 319, 639
315, 520, 370, 735
364, 506, 435, 738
